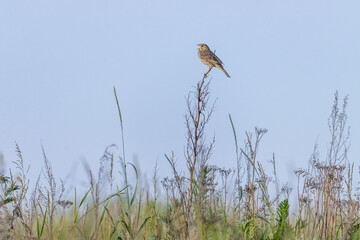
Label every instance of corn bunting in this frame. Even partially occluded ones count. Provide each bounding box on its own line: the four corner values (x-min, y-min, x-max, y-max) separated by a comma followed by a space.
197, 43, 230, 78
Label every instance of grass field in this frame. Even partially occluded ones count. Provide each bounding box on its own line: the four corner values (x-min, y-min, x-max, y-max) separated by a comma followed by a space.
0, 78, 357, 240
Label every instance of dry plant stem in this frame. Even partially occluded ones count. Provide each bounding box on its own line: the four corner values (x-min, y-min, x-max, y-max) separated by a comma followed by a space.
184, 75, 215, 236
295, 92, 351, 240
153, 162, 159, 238
9, 144, 34, 237
242, 128, 268, 221
41, 145, 65, 240
271, 153, 280, 206
187, 79, 203, 222
165, 153, 188, 237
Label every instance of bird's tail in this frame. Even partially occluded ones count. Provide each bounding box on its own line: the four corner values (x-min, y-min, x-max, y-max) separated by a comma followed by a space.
219, 66, 231, 78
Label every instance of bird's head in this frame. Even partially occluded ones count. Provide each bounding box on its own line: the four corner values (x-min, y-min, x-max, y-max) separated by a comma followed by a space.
197, 43, 210, 51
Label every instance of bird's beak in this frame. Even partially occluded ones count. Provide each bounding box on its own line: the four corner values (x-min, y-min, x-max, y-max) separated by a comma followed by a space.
197, 44, 201, 46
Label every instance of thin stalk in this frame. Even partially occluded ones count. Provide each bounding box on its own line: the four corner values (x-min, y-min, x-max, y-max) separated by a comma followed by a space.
113, 87, 129, 209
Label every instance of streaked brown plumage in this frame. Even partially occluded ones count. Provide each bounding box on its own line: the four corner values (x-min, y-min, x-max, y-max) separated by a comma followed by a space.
197, 43, 230, 78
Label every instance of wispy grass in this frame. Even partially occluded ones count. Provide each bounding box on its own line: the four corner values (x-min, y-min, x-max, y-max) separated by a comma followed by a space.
0, 82, 356, 240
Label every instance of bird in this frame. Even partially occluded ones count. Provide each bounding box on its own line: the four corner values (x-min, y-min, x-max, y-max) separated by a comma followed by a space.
197, 43, 230, 78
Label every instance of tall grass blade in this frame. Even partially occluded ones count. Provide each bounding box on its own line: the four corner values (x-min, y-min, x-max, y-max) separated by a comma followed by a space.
98, 200, 110, 227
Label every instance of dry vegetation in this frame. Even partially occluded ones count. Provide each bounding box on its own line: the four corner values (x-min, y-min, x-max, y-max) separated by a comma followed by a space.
0, 77, 358, 240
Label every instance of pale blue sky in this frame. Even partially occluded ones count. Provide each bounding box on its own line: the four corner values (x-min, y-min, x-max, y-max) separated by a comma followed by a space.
1, 1, 359, 189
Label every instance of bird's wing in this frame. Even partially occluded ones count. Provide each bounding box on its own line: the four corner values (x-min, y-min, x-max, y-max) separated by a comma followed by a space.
206, 50, 223, 65
212, 52, 223, 65
199, 49, 224, 66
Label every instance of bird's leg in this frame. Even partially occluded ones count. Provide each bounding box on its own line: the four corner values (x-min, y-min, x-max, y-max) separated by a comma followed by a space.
204, 67, 212, 78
